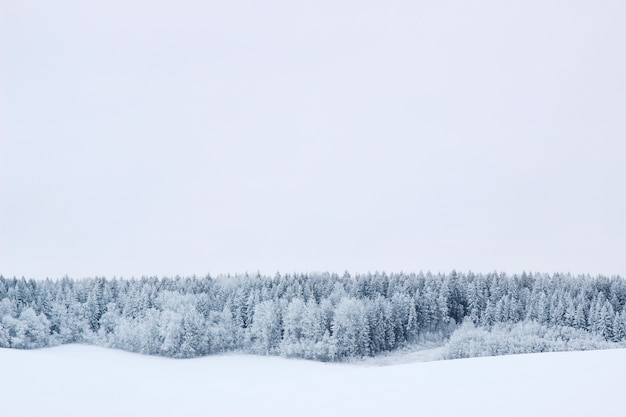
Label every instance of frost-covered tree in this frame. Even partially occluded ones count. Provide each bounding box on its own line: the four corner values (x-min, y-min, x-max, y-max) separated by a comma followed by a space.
280, 298, 306, 356
250, 300, 281, 354
332, 298, 370, 359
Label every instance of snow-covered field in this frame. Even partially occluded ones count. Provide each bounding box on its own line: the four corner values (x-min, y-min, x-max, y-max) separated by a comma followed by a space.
1, 346, 624, 417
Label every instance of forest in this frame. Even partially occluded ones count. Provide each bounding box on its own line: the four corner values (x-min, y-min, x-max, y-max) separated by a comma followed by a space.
1, 271, 625, 361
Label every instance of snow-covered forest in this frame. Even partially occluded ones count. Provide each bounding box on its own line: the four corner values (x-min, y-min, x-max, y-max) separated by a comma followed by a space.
1, 272, 625, 360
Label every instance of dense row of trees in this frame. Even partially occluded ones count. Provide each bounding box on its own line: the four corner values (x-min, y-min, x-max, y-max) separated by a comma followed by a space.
1, 271, 625, 360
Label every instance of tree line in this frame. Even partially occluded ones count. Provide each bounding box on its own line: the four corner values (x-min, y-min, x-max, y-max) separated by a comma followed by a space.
1, 271, 625, 360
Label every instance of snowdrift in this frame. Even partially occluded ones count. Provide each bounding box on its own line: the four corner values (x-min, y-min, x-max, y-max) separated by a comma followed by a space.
1, 345, 624, 417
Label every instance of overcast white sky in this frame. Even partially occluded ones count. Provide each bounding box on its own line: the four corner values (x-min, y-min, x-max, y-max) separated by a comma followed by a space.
1, 0, 625, 280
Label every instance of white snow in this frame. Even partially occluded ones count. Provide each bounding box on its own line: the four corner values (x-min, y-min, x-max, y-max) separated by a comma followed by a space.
1, 345, 624, 417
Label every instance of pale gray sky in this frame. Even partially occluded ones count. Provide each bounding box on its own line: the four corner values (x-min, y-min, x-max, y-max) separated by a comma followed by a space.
1, 0, 625, 279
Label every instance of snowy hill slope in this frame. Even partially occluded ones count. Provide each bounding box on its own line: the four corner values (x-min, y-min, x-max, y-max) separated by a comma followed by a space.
1, 346, 624, 417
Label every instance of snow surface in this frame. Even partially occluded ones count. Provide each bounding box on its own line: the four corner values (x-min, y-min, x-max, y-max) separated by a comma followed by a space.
1, 345, 624, 417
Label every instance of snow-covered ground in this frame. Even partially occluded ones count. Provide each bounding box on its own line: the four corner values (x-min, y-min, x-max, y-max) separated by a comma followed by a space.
1, 346, 624, 417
